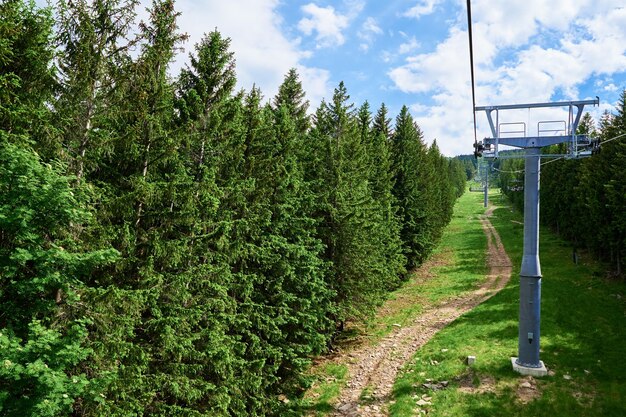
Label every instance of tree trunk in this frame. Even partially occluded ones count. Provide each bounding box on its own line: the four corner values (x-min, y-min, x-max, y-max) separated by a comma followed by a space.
76, 100, 93, 181
136, 122, 151, 228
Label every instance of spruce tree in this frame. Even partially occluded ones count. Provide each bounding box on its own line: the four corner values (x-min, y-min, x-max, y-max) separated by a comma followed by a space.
306, 83, 390, 325
603, 91, 626, 274
173, 29, 251, 416
392, 105, 434, 269
0, 3, 117, 414
54, 0, 138, 180
0, 0, 55, 148
176, 29, 237, 180
0, 144, 118, 417
79, 1, 194, 414
541, 146, 583, 239
360, 102, 406, 288
427, 140, 453, 243
575, 110, 614, 265
448, 157, 468, 198
226, 89, 333, 413
273, 68, 310, 133
372, 102, 392, 139
173, 32, 330, 415
578, 112, 597, 137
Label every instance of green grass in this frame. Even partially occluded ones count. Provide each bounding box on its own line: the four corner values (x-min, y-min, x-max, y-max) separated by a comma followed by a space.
301, 362, 349, 415
299, 189, 490, 414
390, 191, 626, 417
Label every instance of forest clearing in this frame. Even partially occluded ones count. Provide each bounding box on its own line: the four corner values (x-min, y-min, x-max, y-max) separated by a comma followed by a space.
303, 190, 512, 416
303, 191, 626, 417
2, 1, 626, 416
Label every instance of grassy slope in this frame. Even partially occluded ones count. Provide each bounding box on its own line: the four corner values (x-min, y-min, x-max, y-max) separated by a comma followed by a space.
390, 191, 626, 417
301, 189, 489, 415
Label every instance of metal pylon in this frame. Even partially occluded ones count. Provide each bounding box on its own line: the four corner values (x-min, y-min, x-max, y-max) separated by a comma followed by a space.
483, 159, 489, 208
475, 99, 599, 376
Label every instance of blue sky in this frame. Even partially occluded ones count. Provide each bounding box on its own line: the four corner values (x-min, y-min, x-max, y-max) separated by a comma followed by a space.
54, 0, 626, 155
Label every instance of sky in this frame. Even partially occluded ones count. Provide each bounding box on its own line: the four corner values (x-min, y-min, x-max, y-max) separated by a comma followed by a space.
52, 0, 626, 156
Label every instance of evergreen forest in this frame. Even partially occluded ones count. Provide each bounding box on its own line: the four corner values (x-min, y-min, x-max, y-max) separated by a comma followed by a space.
0, 1, 468, 415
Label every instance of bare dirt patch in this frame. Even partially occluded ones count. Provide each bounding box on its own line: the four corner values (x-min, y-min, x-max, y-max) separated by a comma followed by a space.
571, 388, 596, 407
318, 207, 513, 417
457, 370, 497, 395
516, 375, 541, 404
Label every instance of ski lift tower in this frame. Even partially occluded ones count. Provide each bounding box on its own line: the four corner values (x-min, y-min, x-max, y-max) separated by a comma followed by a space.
475, 98, 599, 376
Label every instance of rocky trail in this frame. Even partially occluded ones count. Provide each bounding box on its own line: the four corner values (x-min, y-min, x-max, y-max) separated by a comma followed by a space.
325, 206, 512, 417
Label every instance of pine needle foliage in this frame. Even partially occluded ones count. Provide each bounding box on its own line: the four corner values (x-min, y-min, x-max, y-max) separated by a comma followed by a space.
1, 1, 465, 414
392, 106, 435, 269
0, 5, 117, 415
305, 83, 396, 324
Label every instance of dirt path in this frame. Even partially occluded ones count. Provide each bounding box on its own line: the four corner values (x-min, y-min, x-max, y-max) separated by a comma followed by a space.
327, 206, 513, 417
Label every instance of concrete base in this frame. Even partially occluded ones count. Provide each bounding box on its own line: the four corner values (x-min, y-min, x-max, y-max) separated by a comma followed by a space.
511, 357, 548, 377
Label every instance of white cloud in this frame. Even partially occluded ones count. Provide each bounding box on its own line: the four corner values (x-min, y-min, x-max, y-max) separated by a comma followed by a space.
388, 1, 626, 156
344, 0, 366, 18
379, 34, 421, 66
361, 17, 383, 37
381, 50, 394, 63
358, 17, 383, 51
388, 28, 469, 94
398, 37, 421, 55
298, 3, 350, 48
403, 0, 442, 19
409, 103, 429, 114
171, 0, 331, 109
297, 65, 332, 110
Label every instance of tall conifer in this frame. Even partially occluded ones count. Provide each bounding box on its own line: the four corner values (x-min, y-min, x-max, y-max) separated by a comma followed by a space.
372, 103, 392, 139
81, 1, 194, 414
273, 68, 310, 133
427, 140, 453, 243
360, 103, 406, 288
603, 91, 626, 273
173, 29, 250, 416
0, 2, 117, 414
0, 0, 55, 148
227, 89, 333, 412
306, 83, 390, 324
54, 0, 138, 179
392, 106, 434, 268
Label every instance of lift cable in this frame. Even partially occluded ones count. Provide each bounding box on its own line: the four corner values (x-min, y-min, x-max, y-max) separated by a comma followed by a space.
540, 156, 565, 167
599, 131, 626, 146
466, 0, 478, 154
492, 166, 524, 174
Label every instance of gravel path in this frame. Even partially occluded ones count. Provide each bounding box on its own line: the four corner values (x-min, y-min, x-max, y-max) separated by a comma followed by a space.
327, 206, 512, 417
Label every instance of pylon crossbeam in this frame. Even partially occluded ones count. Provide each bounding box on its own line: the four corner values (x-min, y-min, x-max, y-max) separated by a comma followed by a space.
485, 135, 584, 149
475, 98, 598, 111
475, 98, 599, 159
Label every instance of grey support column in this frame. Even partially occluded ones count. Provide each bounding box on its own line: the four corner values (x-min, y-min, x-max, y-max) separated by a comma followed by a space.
484, 162, 489, 208
512, 146, 547, 376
